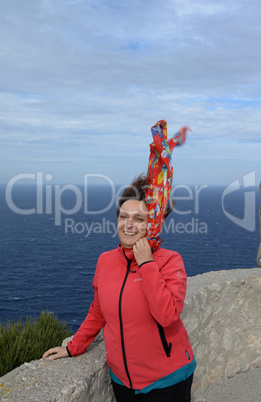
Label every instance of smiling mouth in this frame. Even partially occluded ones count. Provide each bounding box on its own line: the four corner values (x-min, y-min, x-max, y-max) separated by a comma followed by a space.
124, 231, 136, 236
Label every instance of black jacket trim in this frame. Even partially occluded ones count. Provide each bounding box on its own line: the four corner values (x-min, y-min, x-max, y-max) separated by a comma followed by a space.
66, 345, 72, 357
157, 323, 172, 358
138, 260, 154, 269
118, 256, 133, 389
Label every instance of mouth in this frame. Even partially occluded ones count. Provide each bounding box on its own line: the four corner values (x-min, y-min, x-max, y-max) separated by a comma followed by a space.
123, 231, 136, 236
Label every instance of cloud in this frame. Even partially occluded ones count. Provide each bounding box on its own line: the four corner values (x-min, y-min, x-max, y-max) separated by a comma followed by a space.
0, 0, 260, 185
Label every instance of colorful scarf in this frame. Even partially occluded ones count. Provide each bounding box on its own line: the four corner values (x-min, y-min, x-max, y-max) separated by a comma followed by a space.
145, 120, 189, 249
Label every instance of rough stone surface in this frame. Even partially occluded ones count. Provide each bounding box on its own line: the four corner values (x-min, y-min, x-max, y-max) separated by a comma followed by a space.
1, 268, 261, 401
0, 332, 113, 402
182, 268, 261, 400
258, 185, 261, 267
257, 243, 261, 267
197, 367, 261, 402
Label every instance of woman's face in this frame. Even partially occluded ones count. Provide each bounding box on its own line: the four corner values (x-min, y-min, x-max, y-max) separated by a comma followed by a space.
118, 199, 149, 249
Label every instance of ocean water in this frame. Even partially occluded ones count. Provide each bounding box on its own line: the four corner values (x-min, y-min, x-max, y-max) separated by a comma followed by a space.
0, 184, 260, 332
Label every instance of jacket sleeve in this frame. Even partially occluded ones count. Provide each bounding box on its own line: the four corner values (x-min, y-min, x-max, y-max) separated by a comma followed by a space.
139, 251, 187, 327
66, 273, 105, 356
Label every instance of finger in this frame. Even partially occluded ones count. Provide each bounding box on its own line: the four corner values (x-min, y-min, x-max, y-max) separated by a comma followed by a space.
133, 243, 142, 255
133, 242, 140, 251
42, 349, 54, 359
136, 238, 149, 250
48, 352, 60, 361
142, 237, 150, 246
42, 347, 59, 359
135, 238, 145, 249
140, 237, 149, 246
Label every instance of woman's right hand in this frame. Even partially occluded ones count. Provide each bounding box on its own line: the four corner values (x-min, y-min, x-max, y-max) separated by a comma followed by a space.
42, 346, 69, 361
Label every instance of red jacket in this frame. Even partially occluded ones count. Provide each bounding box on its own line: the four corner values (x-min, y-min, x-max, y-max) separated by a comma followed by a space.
67, 245, 195, 390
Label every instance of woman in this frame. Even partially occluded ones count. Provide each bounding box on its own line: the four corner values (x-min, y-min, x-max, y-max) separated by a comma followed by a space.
43, 121, 196, 401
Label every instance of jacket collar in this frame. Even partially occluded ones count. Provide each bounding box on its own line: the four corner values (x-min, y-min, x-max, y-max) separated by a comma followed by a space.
118, 243, 134, 262
117, 243, 161, 265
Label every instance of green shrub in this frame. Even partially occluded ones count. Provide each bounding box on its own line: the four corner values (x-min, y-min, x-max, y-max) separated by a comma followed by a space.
0, 310, 73, 377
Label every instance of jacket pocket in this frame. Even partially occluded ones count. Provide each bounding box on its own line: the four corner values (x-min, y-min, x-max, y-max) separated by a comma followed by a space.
157, 323, 172, 358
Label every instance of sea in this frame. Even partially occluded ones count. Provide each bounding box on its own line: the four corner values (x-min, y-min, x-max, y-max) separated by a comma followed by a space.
0, 183, 260, 333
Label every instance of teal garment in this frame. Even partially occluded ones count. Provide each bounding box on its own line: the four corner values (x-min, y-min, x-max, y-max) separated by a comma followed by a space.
110, 357, 196, 395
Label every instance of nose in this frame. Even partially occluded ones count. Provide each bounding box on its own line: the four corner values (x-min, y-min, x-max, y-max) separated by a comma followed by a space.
126, 218, 134, 227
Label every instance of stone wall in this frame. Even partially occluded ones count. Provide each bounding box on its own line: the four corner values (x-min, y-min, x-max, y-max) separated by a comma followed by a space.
1, 268, 261, 401
257, 182, 261, 267
183, 268, 261, 400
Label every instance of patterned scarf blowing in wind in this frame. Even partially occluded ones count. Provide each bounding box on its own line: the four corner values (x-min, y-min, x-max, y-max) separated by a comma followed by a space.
145, 120, 189, 250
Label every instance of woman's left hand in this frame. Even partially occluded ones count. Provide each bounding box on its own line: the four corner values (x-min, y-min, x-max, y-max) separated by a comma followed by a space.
133, 238, 153, 267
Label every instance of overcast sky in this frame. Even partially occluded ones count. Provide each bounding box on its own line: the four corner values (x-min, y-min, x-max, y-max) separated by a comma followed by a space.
0, 0, 260, 188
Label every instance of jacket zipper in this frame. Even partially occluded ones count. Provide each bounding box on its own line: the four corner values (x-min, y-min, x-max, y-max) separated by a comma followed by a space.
118, 257, 133, 388
157, 323, 172, 357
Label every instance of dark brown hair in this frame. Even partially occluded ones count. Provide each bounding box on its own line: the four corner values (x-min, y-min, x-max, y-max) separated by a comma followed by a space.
116, 174, 148, 217
116, 173, 175, 219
